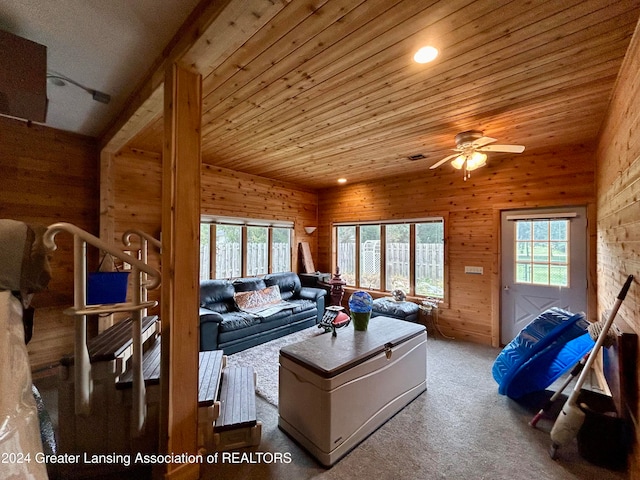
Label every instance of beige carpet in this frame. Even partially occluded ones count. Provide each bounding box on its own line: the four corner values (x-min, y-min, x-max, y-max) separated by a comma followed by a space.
203, 334, 628, 480
225, 325, 326, 406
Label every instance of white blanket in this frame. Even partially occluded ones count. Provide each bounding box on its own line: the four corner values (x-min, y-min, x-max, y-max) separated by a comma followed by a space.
241, 301, 297, 317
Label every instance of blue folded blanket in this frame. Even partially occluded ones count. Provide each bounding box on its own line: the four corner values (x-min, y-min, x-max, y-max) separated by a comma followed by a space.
492, 307, 594, 399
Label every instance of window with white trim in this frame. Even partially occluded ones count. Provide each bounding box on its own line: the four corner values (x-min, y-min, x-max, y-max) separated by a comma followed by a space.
200, 217, 293, 280
335, 218, 445, 298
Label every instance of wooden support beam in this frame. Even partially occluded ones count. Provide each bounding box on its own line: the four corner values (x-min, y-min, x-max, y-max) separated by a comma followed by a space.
160, 63, 202, 480
99, 0, 286, 155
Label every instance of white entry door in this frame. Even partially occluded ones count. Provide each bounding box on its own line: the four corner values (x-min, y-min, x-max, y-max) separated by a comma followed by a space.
500, 207, 588, 344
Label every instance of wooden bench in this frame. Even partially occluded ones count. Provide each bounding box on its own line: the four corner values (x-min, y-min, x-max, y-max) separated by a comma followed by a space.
213, 366, 261, 450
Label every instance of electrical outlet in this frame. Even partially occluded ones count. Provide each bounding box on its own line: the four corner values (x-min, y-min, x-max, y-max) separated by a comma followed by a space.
465, 266, 484, 275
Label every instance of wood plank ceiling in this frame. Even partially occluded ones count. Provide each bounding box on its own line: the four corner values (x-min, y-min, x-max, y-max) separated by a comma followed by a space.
123, 0, 640, 189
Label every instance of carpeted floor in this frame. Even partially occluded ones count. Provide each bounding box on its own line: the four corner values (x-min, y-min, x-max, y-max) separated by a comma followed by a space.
32, 327, 630, 480
225, 325, 326, 406
203, 329, 629, 480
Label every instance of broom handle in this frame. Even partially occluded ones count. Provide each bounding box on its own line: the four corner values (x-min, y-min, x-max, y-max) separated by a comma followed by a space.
566, 274, 634, 406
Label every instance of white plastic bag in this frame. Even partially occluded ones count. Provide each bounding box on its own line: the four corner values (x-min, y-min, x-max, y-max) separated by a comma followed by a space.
0, 290, 48, 479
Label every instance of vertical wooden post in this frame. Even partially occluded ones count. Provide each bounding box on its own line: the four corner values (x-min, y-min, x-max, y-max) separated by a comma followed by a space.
160, 63, 201, 480
99, 149, 115, 244
99, 149, 116, 332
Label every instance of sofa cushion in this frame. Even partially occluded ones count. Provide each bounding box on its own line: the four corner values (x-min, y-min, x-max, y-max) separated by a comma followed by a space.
234, 285, 282, 313
264, 272, 301, 300
233, 277, 266, 292
200, 279, 235, 313
218, 311, 261, 332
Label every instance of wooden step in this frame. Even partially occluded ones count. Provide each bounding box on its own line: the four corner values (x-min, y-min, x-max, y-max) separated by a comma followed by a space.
115, 339, 225, 400
60, 315, 158, 366
198, 349, 226, 408
115, 338, 226, 449
115, 337, 162, 389
213, 366, 261, 450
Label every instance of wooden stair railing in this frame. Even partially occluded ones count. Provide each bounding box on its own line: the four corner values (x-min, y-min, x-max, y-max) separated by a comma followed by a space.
44, 222, 160, 438
122, 229, 162, 319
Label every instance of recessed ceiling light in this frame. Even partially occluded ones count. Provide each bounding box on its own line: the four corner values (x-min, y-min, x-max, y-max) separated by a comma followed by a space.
337, 178, 347, 184
413, 46, 438, 64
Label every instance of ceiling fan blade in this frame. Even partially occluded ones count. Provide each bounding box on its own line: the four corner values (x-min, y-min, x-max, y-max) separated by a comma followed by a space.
478, 144, 525, 153
430, 153, 459, 169
471, 136, 496, 148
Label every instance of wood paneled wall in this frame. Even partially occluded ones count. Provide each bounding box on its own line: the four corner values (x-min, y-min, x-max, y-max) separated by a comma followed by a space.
0, 115, 99, 370
108, 148, 163, 315
107, 153, 319, 278
595, 22, 640, 477
200, 163, 319, 272
317, 146, 596, 345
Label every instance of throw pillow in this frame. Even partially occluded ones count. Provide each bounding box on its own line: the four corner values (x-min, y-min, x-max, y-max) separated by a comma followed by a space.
234, 285, 282, 312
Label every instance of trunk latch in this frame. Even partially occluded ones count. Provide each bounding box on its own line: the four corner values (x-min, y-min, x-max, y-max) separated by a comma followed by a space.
384, 342, 393, 359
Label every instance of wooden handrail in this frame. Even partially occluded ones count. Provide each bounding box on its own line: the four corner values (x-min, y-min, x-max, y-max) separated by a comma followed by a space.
122, 229, 161, 319
44, 222, 160, 435
121, 229, 162, 437
44, 222, 161, 289
122, 229, 162, 251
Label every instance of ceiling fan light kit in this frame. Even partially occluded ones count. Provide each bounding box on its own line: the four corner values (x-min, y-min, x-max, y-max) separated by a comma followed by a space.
451, 151, 487, 170
430, 130, 525, 180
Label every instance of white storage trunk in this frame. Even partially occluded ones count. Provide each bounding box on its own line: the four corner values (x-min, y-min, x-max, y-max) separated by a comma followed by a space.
278, 316, 427, 466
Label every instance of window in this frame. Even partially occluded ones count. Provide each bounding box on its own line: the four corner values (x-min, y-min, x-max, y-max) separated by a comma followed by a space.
200, 218, 293, 280
415, 221, 445, 296
336, 226, 356, 286
247, 226, 268, 276
515, 219, 569, 286
216, 225, 242, 279
386, 224, 410, 292
272, 228, 292, 273
360, 225, 380, 289
334, 218, 445, 298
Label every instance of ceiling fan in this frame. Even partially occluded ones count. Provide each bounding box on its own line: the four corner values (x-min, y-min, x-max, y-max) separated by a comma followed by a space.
429, 130, 525, 180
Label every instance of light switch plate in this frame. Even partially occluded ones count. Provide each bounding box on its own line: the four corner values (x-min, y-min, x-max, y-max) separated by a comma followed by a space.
465, 266, 484, 274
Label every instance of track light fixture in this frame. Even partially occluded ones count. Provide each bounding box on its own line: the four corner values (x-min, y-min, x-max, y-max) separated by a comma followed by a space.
46, 72, 111, 104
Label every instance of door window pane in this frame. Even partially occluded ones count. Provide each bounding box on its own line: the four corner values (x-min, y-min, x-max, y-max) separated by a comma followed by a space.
337, 226, 356, 285
385, 224, 410, 292
532, 264, 549, 284
272, 228, 291, 273
516, 263, 531, 283
216, 225, 242, 278
516, 241, 531, 262
533, 242, 549, 262
415, 222, 444, 297
515, 219, 569, 287
516, 221, 531, 240
550, 220, 567, 241
247, 226, 268, 276
359, 225, 380, 289
550, 265, 568, 286
533, 221, 549, 240
550, 242, 567, 263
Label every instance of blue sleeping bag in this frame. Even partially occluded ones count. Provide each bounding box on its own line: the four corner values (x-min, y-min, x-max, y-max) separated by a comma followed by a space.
492, 307, 594, 399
